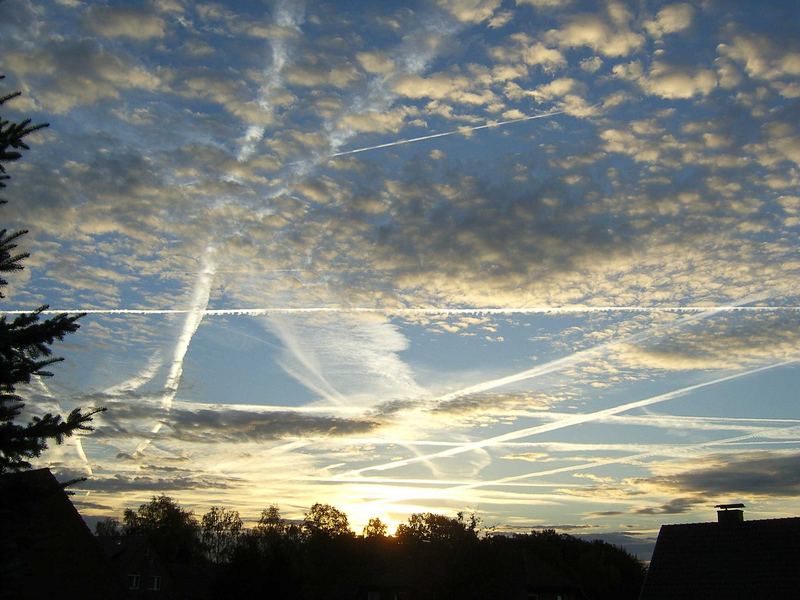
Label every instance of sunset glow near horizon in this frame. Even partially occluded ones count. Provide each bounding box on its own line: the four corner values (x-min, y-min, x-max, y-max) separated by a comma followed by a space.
2, 0, 800, 547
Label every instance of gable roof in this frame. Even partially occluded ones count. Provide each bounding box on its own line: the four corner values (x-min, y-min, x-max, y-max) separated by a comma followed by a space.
97, 534, 157, 561
640, 517, 800, 599
0, 468, 124, 599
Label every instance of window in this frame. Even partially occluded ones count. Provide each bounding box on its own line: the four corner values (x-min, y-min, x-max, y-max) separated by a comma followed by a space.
149, 575, 161, 591
127, 574, 140, 590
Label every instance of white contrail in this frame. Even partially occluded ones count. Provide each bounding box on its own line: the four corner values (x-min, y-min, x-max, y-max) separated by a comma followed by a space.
162, 397, 364, 414
440, 423, 800, 493
267, 316, 349, 405
322, 426, 800, 490
499, 410, 800, 432
133, 250, 216, 456
305, 475, 580, 488
3, 305, 798, 316
325, 110, 566, 160
345, 424, 800, 510
238, 0, 304, 161
347, 359, 795, 475
427, 297, 763, 406
33, 377, 93, 476
73, 435, 92, 475
104, 351, 163, 395
272, 9, 460, 188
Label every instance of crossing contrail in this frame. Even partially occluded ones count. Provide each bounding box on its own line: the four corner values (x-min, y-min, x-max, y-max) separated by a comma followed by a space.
103, 351, 163, 396
425, 294, 774, 407
133, 250, 216, 456
33, 377, 93, 476
345, 423, 800, 510
237, 0, 304, 161
3, 305, 798, 317
347, 359, 795, 475
326, 110, 566, 159
442, 423, 800, 493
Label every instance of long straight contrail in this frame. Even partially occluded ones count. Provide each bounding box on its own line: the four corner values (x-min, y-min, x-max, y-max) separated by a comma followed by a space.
445, 424, 800, 493
428, 296, 769, 406
327, 110, 566, 159
133, 251, 216, 456
3, 305, 798, 316
494, 410, 800, 433
348, 359, 795, 475
347, 423, 800, 510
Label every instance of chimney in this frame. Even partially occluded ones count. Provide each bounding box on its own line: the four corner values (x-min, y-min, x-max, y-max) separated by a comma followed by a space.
715, 503, 745, 524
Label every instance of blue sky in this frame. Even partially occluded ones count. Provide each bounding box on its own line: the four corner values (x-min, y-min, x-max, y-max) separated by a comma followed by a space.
2, 0, 800, 549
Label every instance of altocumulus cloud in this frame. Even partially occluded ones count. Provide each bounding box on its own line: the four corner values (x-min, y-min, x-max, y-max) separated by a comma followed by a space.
645, 452, 800, 498
2, 0, 800, 532
615, 312, 800, 371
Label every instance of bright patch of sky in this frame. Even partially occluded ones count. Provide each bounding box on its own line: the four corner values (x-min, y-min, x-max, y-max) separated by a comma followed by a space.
2, 0, 799, 550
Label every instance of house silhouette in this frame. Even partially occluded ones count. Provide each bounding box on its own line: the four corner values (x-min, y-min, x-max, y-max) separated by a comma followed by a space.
0, 468, 124, 599
98, 535, 174, 599
640, 506, 800, 599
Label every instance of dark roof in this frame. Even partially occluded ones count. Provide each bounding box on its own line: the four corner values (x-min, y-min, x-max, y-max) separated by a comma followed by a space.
0, 468, 125, 600
640, 517, 800, 600
97, 534, 154, 560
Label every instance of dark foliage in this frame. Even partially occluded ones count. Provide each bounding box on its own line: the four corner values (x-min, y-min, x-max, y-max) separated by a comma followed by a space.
0, 77, 103, 472
201, 505, 243, 563
123, 495, 202, 563
303, 502, 353, 539
94, 516, 121, 536
104, 496, 645, 600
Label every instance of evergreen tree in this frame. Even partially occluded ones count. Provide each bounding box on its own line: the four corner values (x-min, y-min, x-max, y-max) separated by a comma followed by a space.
0, 77, 103, 472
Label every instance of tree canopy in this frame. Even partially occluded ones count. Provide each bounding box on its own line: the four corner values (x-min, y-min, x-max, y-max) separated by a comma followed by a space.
99, 496, 646, 600
395, 511, 481, 544
123, 494, 201, 562
303, 502, 352, 538
201, 505, 243, 563
363, 517, 388, 538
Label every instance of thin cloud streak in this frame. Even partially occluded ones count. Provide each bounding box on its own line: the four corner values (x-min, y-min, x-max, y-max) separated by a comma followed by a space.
103, 351, 163, 395
444, 424, 800, 493
304, 475, 577, 488
349, 360, 796, 475
326, 110, 566, 160
267, 316, 349, 405
347, 425, 800, 512
428, 299, 760, 406
33, 376, 93, 476
133, 250, 216, 456
238, 0, 304, 161
506, 410, 800, 432
269, 8, 462, 194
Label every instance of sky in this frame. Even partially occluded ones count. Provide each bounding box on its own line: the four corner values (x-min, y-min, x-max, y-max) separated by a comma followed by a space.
1, 0, 799, 554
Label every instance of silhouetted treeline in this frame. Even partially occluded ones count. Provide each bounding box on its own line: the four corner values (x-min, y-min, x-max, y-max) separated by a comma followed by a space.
96, 496, 644, 600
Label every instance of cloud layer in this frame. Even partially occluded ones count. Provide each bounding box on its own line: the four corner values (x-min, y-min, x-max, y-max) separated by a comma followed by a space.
2, 0, 798, 533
